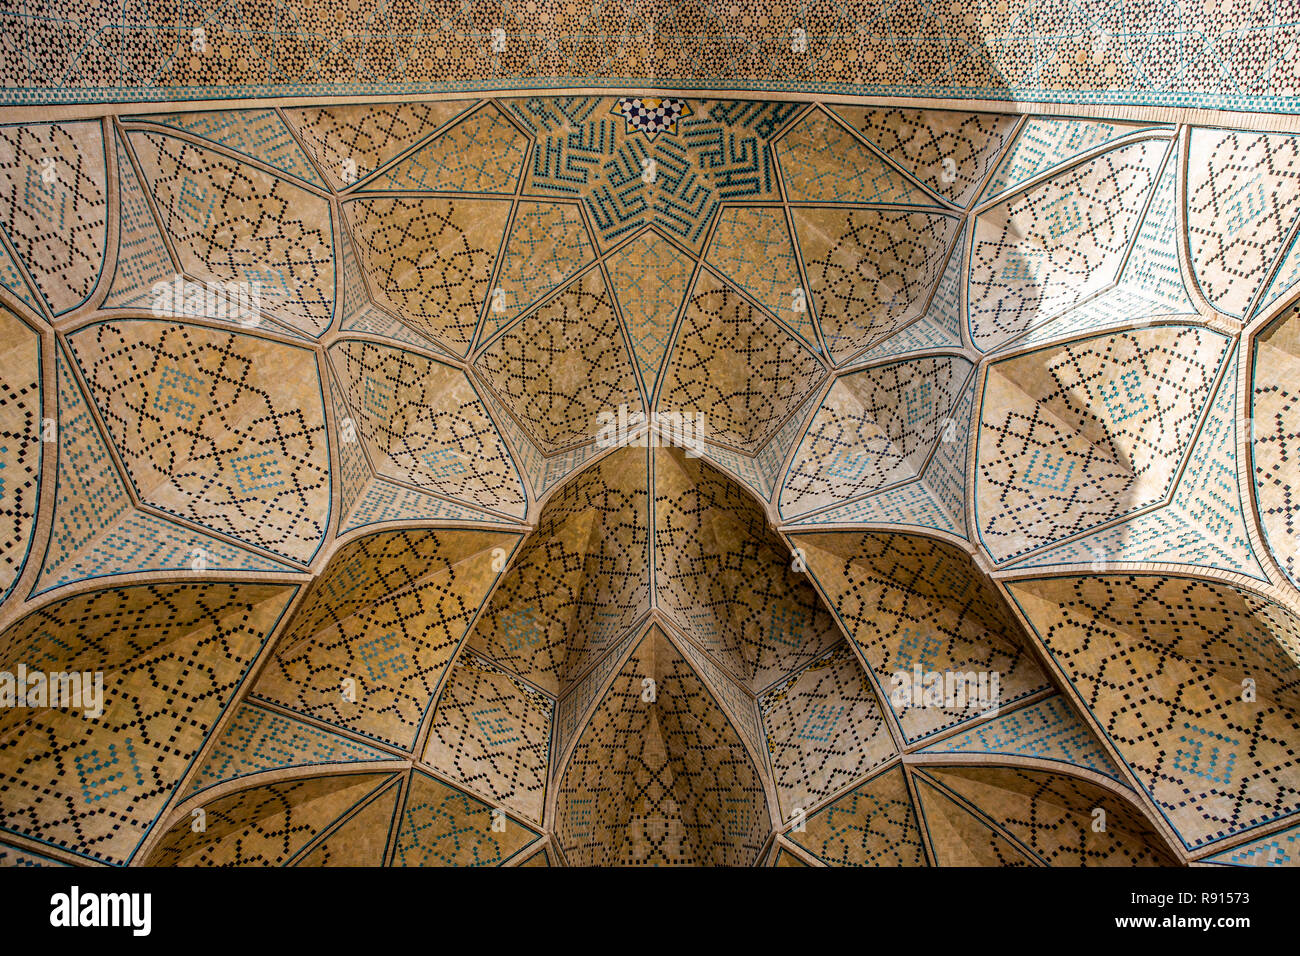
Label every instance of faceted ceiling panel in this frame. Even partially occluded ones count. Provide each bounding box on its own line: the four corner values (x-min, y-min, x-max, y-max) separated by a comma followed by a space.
0, 83, 1297, 871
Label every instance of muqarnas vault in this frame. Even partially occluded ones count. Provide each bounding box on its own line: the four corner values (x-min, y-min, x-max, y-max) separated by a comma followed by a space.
0, 0, 1298, 868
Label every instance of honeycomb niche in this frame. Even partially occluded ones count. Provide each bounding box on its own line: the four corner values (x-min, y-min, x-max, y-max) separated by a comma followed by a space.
0, 23, 1298, 870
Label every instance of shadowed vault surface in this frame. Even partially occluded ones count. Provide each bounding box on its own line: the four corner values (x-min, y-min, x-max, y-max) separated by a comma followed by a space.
0, 90, 1298, 867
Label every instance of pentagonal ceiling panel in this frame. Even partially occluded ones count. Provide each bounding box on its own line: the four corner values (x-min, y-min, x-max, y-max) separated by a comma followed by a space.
1186, 129, 1300, 318
327, 376, 499, 533
283, 101, 474, 190
128, 109, 327, 189
330, 338, 527, 518
1013, 341, 1266, 581
1005, 573, 1300, 851
128, 130, 336, 336
68, 319, 331, 563
981, 118, 1157, 200
0, 582, 295, 864
780, 354, 973, 520
706, 206, 819, 351
344, 195, 512, 355
759, 642, 897, 821
831, 106, 1019, 207
35, 346, 293, 595
791, 375, 974, 538
554, 625, 770, 866
478, 201, 594, 345
967, 137, 1168, 353
251, 527, 517, 750
423, 651, 553, 824
659, 269, 824, 454
974, 325, 1230, 564
0, 121, 107, 316
792, 530, 1051, 745
790, 206, 958, 363
605, 229, 694, 394
474, 267, 642, 454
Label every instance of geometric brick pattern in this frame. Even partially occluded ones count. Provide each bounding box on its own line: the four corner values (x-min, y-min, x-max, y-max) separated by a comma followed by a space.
423, 652, 553, 823
976, 325, 1230, 563
361, 104, 526, 194
0, 121, 106, 315
145, 772, 395, 866
127, 130, 336, 336
921, 695, 1124, 782
0, 307, 40, 601
759, 643, 897, 820
706, 206, 818, 350
391, 769, 542, 866
330, 338, 527, 518
833, 106, 1018, 207
0, 583, 295, 864
252, 528, 516, 750
655, 449, 843, 690
284, 102, 471, 190
516, 97, 799, 255
786, 765, 928, 866
344, 196, 511, 355
36, 348, 292, 594
780, 355, 972, 519
129, 109, 327, 188
776, 111, 929, 206
468, 448, 649, 694
790, 206, 957, 363
474, 267, 642, 454
605, 229, 694, 393
4, 3, 1299, 117
3, 96, 1299, 867
910, 771, 1038, 866
659, 269, 825, 454
68, 320, 332, 562
1185, 130, 1300, 318
794, 530, 1051, 744
1252, 305, 1300, 589
920, 765, 1177, 866
554, 626, 770, 866
185, 702, 389, 798
1006, 574, 1300, 850
967, 138, 1168, 352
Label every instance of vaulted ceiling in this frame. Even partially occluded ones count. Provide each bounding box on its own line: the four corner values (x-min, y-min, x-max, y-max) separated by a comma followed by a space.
0, 36, 1299, 869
